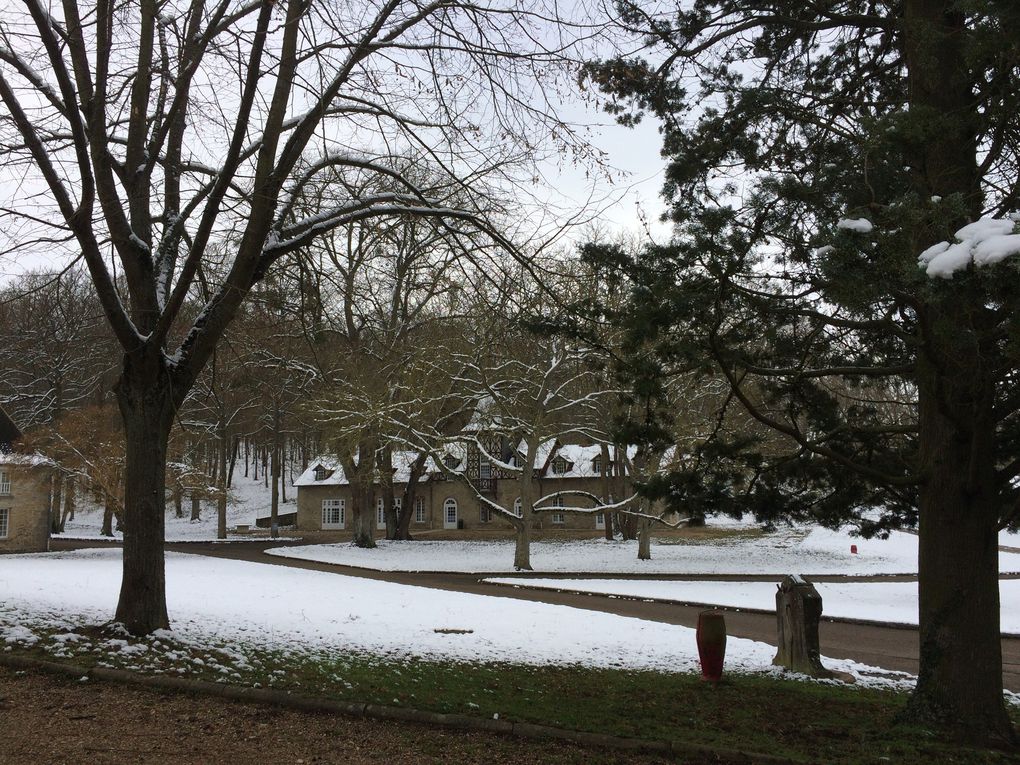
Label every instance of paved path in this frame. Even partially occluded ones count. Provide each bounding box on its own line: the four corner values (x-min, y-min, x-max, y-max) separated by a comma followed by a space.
52, 538, 1020, 691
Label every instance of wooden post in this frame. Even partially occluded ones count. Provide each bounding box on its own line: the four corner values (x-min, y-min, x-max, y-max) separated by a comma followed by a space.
773, 574, 835, 678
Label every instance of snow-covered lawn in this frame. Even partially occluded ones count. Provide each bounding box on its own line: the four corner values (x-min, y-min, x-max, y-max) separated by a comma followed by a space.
58, 475, 300, 543
0, 547, 913, 691
266, 526, 1020, 575
482, 578, 1020, 634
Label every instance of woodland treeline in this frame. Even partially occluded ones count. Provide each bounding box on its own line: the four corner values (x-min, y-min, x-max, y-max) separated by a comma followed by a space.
0, 229, 756, 544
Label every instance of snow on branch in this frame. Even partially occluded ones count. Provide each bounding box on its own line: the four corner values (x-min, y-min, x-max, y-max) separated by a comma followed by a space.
918, 217, 1020, 278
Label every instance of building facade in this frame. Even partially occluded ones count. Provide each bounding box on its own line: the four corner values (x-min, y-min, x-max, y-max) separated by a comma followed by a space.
295, 443, 628, 533
0, 454, 53, 554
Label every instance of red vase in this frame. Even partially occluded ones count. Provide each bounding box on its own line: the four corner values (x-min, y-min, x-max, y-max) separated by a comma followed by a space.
696, 610, 727, 682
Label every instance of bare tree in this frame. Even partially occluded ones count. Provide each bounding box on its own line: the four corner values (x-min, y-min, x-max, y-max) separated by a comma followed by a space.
0, 0, 603, 633
0, 269, 115, 427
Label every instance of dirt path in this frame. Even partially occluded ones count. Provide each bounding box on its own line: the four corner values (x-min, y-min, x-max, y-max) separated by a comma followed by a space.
0, 666, 673, 765
50, 538, 1020, 691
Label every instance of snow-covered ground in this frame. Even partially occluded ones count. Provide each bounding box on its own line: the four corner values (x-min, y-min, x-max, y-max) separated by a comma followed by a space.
58, 475, 299, 542
0, 547, 916, 692
266, 526, 1020, 575
482, 578, 1020, 634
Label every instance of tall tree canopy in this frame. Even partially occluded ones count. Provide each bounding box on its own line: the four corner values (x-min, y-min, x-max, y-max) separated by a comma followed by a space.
588, 0, 1020, 745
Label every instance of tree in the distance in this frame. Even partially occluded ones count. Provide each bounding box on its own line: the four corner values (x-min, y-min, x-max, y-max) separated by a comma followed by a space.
588, 0, 1020, 744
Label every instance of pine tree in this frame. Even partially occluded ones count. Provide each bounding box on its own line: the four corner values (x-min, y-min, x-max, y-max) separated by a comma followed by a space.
588, 0, 1020, 745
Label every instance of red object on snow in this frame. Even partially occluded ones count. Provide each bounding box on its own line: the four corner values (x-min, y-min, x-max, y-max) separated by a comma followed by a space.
850, 544, 858, 554
696, 610, 727, 682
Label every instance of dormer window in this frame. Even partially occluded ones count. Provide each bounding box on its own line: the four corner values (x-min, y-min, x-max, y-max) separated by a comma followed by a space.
552, 457, 570, 475
313, 465, 328, 481
443, 454, 461, 469
592, 457, 601, 475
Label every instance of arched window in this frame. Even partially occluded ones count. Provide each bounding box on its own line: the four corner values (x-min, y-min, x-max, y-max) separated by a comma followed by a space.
513, 497, 522, 517
443, 498, 458, 528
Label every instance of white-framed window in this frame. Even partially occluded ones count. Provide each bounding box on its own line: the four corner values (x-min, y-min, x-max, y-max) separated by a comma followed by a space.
0, 508, 8, 538
595, 512, 606, 530
592, 457, 602, 475
313, 465, 328, 481
376, 497, 386, 529
414, 496, 426, 523
513, 497, 522, 517
0, 471, 9, 496
479, 457, 492, 479
321, 498, 345, 529
443, 498, 458, 529
551, 495, 565, 524
552, 457, 570, 475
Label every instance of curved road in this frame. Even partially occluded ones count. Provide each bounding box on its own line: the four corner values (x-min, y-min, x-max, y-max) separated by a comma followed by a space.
53, 538, 1020, 690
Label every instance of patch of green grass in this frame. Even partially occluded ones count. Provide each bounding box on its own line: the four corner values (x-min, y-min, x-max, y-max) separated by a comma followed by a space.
4, 621, 1019, 764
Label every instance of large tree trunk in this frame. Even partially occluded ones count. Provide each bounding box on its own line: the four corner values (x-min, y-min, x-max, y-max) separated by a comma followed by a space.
101, 492, 115, 537
58, 477, 75, 532
352, 481, 376, 548
513, 440, 538, 570
512, 516, 532, 570
637, 515, 651, 560
907, 355, 1013, 742
190, 492, 201, 521
50, 476, 62, 534
113, 362, 174, 635
216, 416, 228, 541
227, 435, 238, 489
395, 453, 428, 541
270, 406, 280, 538
897, 0, 1013, 744
344, 439, 378, 549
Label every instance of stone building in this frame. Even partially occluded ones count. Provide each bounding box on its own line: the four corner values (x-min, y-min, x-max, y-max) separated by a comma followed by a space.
0, 405, 52, 553
295, 442, 631, 533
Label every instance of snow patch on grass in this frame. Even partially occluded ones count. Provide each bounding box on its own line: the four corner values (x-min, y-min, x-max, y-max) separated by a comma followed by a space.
0, 547, 912, 692
267, 526, 1020, 575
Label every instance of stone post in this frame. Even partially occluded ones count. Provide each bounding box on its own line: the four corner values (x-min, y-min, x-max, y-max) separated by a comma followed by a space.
773, 574, 834, 678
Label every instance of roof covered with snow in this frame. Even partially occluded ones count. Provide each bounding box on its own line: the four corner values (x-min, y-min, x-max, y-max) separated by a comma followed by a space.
295, 450, 445, 487
541, 444, 638, 479
0, 452, 52, 468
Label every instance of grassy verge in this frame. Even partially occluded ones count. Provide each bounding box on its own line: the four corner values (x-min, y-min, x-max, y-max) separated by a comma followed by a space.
3, 621, 1018, 764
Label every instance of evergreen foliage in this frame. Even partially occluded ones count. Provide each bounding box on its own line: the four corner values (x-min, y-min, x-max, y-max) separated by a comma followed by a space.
586, 0, 1020, 744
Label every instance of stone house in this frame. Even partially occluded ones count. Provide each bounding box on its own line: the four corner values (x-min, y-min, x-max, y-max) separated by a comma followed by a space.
0, 406, 52, 554
295, 441, 631, 533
